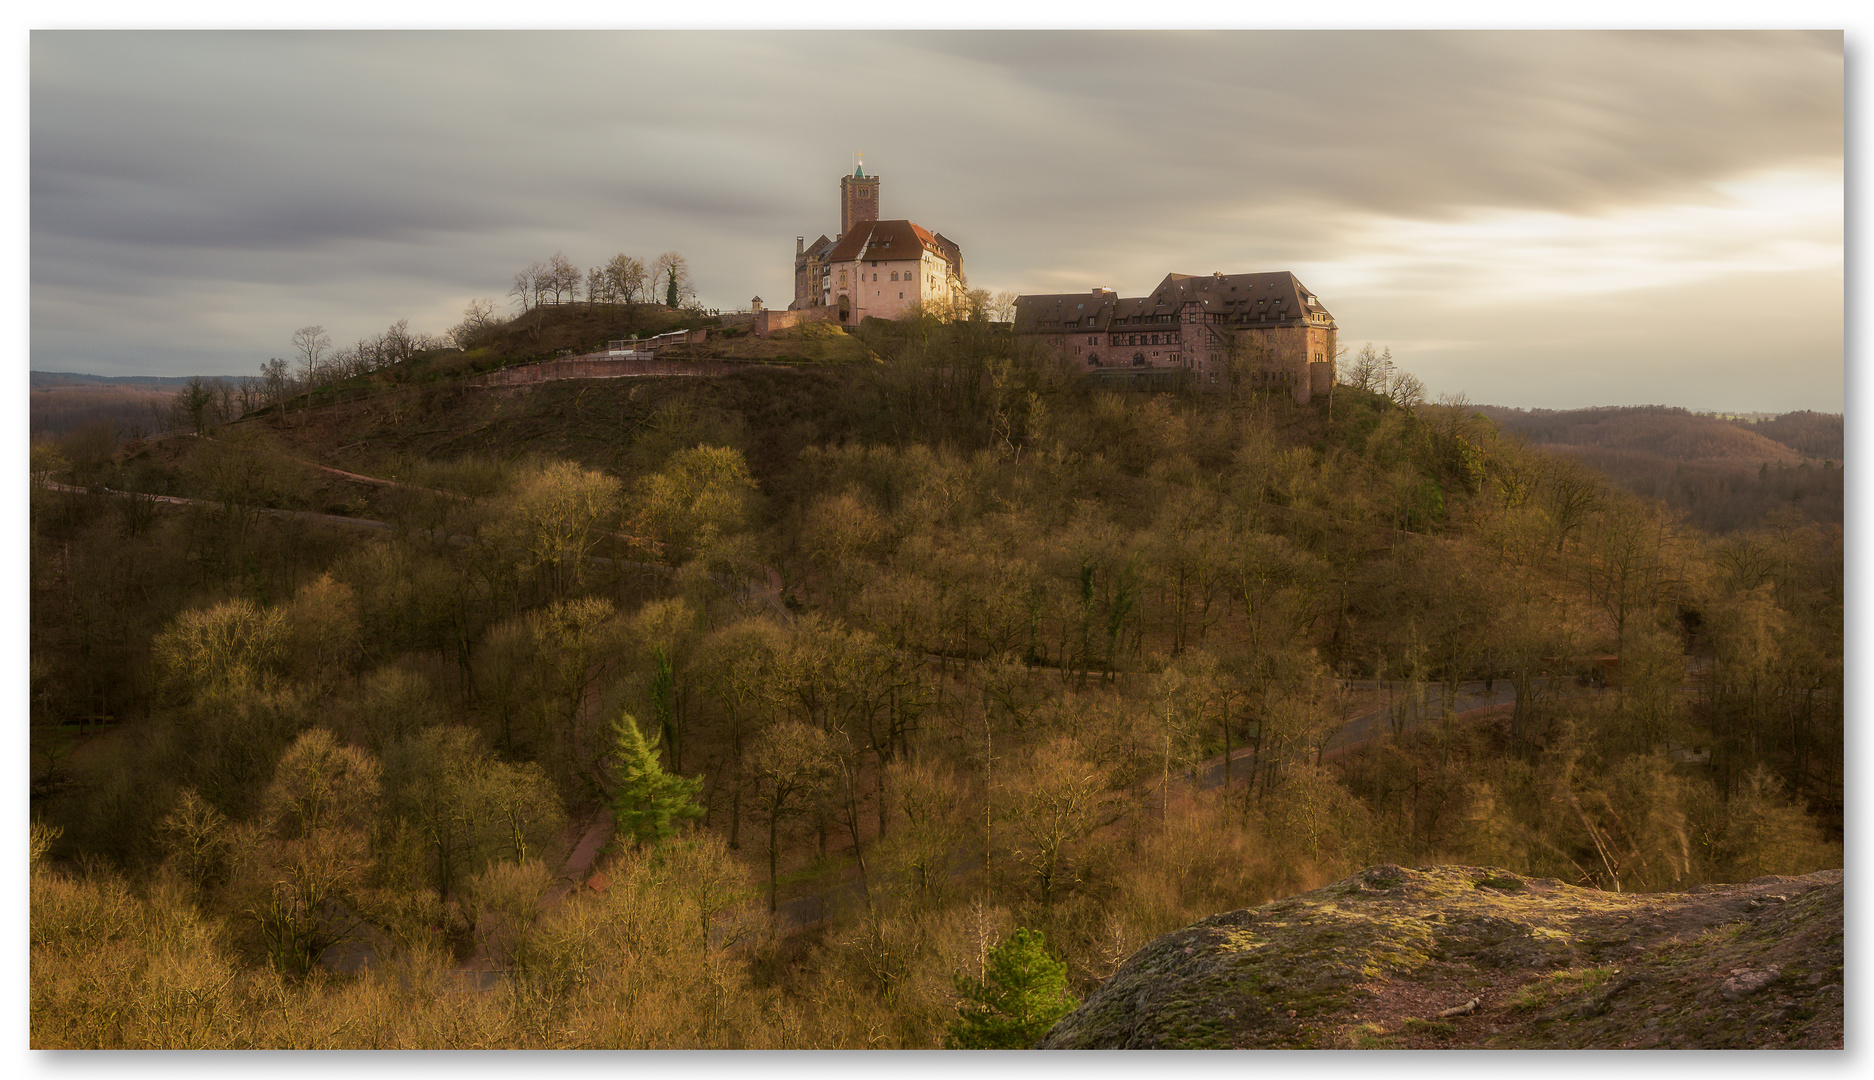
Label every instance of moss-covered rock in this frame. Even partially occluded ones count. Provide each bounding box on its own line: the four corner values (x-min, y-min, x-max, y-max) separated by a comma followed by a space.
1037, 865, 1842, 1049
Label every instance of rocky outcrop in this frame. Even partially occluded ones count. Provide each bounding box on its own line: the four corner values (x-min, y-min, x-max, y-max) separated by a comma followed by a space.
1038, 865, 1842, 1049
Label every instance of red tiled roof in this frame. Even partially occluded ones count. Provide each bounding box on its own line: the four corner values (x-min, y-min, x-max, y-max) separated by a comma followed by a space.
825, 219, 957, 266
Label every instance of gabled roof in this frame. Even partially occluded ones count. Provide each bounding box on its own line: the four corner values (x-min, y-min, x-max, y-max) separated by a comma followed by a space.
1015, 271, 1333, 333
826, 219, 959, 266
1147, 271, 1333, 322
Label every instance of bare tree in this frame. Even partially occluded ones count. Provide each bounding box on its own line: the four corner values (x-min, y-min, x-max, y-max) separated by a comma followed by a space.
1386, 369, 1426, 411
292, 325, 330, 410
211, 377, 237, 425
510, 260, 550, 311
380, 319, 415, 366
259, 357, 291, 411
234, 375, 258, 418
988, 290, 1019, 324
546, 252, 581, 305
585, 265, 611, 306
1344, 343, 1393, 393
651, 251, 690, 308
607, 253, 648, 305
450, 298, 497, 349
178, 376, 215, 435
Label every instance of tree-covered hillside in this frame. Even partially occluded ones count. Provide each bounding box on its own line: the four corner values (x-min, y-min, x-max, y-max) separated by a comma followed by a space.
30, 319, 1841, 1047
1478, 404, 1843, 534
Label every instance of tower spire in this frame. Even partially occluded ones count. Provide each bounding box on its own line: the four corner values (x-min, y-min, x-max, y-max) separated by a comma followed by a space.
840, 157, 878, 236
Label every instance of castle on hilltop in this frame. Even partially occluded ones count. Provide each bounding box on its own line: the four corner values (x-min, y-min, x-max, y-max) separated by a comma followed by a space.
791, 161, 965, 324
1014, 272, 1338, 403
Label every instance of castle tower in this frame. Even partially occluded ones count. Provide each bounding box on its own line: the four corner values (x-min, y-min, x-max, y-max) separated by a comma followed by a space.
839, 159, 879, 238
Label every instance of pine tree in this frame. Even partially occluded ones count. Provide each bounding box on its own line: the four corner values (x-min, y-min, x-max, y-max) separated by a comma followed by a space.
945, 927, 1079, 1048
607, 711, 704, 848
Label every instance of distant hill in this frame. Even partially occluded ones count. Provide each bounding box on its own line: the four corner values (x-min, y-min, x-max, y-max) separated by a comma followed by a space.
31, 378, 192, 440
1474, 405, 1808, 464
31, 371, 229, 389
1737, 410, 1843, 461
1477, 404, 1841, 534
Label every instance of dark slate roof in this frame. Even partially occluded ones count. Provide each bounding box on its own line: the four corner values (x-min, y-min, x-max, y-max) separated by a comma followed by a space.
1016, 271, 1334, 333
1149, 271, 1334, 323
1012, 289, 1120, 333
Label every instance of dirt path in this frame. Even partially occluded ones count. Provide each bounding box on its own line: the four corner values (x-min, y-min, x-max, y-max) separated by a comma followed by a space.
42, 480, 395, 533
446, 808, 616, 989
542, 809, 616, 910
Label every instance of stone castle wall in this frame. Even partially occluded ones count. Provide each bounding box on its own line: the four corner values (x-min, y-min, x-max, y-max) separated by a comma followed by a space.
752, 306, 839, 337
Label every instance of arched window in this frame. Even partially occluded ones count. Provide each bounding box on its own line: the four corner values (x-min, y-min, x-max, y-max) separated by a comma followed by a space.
1132, 352, 1147, 367
1087, 354, 1101, 367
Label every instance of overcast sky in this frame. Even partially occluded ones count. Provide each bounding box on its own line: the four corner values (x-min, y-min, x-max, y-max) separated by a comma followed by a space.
29, 29, 1844, 412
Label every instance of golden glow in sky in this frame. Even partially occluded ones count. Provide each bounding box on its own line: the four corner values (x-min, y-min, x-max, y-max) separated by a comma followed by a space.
1302, 167, 1841, 302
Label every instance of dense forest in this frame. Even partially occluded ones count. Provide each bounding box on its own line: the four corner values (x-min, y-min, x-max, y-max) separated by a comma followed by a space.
1479, 404, 1843, 535
30, 311, 1842, 1047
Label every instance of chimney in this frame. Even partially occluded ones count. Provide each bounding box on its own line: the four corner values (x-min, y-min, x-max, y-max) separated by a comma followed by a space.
797, 236, 804, 255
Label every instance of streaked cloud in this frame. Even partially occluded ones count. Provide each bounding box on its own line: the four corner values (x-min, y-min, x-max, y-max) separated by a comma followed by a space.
29, 29, 1843, 410
1298, 166, 1842, 300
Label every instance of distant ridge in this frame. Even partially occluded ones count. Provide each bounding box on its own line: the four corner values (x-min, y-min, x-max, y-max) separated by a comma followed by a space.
1475, 404, 1840, 464
1472, 403, 1841, 533
31, 370, 235, 389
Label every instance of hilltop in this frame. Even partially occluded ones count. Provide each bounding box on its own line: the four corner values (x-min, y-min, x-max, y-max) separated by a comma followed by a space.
31, 321, 1842, 1048
1039, 864, 1843, 1049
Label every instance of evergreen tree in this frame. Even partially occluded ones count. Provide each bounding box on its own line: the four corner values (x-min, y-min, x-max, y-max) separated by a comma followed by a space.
606, 711, 704, 848
666, 266, 679, 308
946, 927, 1079, 1048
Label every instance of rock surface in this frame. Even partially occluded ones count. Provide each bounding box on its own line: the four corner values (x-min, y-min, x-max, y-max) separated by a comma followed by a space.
1037, 864, 1842, 1049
